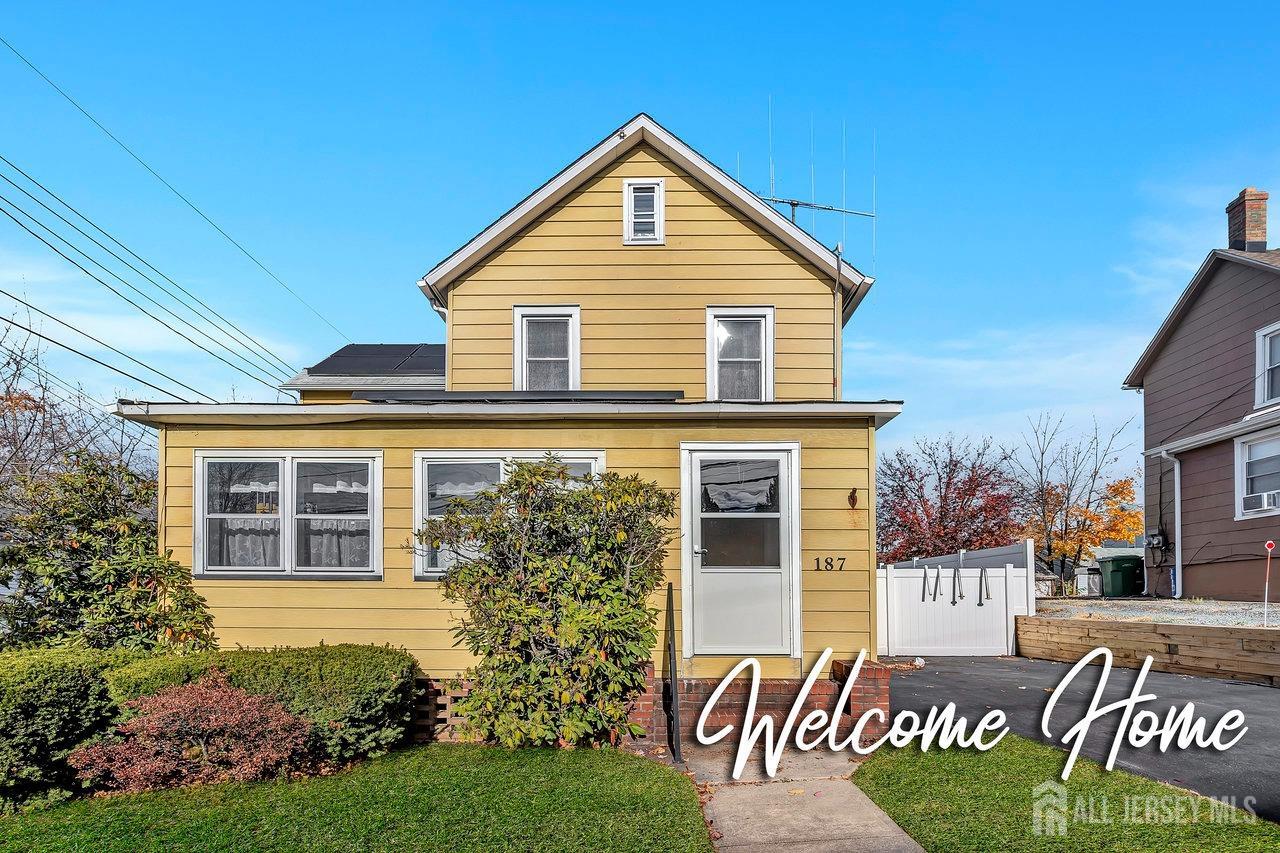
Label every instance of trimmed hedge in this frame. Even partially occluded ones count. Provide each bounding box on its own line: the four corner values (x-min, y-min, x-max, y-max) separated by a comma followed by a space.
0, 647, 143, 812
106, 644, 418, 763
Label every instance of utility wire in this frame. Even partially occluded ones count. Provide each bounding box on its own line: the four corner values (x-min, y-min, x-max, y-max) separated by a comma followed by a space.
0, 286, 216, 402
0, 341, 154, 442
0, 174, 291, 386
0, 34, 352, 343
0, 315, 191, 401
0, 195, 285, 397
0, 153, 297, 378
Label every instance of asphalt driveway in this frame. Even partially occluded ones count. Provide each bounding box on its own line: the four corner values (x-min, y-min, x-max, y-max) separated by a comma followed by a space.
890, 657, 1280, 822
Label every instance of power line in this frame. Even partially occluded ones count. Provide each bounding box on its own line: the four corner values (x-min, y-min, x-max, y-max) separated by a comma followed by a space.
0, 342, 153, 443
0, 195, 285, 397
0, 315, 191, 401
0, 153, 297, 378
0, 174, 292, 387
0, 332, 154, 443
0, 34, 352, 343
0, 286, 216, 402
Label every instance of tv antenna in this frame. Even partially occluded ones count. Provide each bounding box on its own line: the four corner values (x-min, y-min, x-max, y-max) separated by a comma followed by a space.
760, 196, 875, 224
762, 101, 875, 232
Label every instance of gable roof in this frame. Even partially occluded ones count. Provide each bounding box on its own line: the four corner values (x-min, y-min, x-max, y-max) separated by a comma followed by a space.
417, 113, 873, 323
1123, 248, 1280, 389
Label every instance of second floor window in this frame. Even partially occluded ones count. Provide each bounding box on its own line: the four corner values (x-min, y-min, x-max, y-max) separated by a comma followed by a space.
1256, 320, 1280, 408
514, 305, 580, 391
623, 179, 664, 244
706, 307, 775, 402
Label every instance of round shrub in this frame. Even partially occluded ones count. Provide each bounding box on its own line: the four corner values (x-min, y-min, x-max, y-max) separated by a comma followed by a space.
105, 644, 418, 763
417, 456, 675, 747
0, 647, 145, 813
69, 671, 312, 794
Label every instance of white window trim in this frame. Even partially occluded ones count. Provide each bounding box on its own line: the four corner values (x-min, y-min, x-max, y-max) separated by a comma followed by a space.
622, 178, 665, 245
678, 441, 802, 659
412, 449, 606, 579
512, 305, 581, 391
1234, 426, 1280, 520
193, 449, 383, 579
1255, 319, 1280, 409
705, 306, 776, 402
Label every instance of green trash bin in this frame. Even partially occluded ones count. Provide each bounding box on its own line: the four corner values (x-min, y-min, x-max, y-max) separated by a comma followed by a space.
1098, 555, 1143, 597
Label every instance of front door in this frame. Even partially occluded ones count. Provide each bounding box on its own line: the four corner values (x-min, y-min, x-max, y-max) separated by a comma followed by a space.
688, 449, 793, 655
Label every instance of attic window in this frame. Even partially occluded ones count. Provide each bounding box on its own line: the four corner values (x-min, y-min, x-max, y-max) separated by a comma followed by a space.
623, 179, 664, 245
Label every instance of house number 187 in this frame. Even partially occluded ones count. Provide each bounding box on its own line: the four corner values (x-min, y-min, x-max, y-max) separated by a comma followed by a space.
814, 556, 846, 571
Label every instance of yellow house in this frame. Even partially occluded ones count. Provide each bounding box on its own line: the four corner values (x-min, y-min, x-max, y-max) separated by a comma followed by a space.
118, 114, 901, 681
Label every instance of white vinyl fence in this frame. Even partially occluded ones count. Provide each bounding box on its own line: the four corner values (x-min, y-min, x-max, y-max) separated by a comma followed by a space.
876, 540, 1036, 656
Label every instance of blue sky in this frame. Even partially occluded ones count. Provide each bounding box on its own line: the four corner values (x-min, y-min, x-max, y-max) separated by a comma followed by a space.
2, 2, 1278, 454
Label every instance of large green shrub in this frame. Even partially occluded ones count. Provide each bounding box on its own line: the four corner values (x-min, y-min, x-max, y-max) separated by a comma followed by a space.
0, 646, 143, 812
0, 452, 214, 652
417, 456, 675, 747
106, 644, 417, 762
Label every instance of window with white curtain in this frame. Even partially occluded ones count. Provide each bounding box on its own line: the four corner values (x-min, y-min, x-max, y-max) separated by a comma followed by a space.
623, 179, 664, 244
706, 307, 775, 402
513, 305, 580, 391
197, 451, 381, 577
414, 451, 604, 579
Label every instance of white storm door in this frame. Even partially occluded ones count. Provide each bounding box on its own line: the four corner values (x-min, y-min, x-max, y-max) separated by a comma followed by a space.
689, 450, 793, 655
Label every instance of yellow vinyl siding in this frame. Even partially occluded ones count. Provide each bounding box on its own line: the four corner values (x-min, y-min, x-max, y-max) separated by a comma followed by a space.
162, 416, 874, 680
298, 389, 362, 404
446, 145, 838, 400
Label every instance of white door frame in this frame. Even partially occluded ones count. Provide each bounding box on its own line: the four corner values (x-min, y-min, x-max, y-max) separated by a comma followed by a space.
679, 441, 802, 659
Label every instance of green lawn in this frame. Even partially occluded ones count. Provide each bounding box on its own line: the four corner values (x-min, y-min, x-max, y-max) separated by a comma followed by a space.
0, 744, 712, 853
855, 734, 1280, 852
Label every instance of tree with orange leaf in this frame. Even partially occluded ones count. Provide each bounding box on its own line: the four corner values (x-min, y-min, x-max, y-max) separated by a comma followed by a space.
1011, 413, 1143, 578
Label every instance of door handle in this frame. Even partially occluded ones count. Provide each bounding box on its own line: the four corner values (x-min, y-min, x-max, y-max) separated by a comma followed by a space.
694, 548, 709, 559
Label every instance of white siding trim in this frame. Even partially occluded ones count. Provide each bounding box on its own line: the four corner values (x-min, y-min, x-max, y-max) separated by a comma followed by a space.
678, 440, 802, 659
1234, 425, 1280, 521
512, 305, 581, 391
1254, 319, 1280, 409
705, 306, 776, 402
193, 448, 383, 579
622, 178, 665, 245
411, 449, 606, 579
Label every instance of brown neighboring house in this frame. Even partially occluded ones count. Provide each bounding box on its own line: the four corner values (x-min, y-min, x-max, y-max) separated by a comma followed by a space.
1125, 188, 1280, 600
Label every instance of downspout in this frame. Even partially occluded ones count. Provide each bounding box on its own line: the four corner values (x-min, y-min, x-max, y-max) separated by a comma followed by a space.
833, 246, 842, 401
1160, 450, 1183, 598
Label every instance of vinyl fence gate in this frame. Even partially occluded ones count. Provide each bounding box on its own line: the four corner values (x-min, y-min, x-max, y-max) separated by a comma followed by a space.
876, 540, 1036, 656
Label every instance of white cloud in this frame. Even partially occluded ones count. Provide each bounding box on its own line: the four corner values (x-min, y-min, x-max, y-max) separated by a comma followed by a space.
1113, 175, 1279, 305
0, 244, 305, 403
844, 325, 1145, 458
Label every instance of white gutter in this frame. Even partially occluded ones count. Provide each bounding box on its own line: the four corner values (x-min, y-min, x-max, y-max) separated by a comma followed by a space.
1160, 450, 1183, 599
114, 400, 903, 429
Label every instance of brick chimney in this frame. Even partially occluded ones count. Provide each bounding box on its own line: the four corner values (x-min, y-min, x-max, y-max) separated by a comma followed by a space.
1226, 187, 1268, 252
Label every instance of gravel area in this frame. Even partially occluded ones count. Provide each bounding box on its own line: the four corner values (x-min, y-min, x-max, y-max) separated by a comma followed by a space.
1036, 596, 1277, 628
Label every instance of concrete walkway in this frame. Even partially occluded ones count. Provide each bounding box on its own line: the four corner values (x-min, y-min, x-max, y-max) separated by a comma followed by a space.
682, 743, 922, 852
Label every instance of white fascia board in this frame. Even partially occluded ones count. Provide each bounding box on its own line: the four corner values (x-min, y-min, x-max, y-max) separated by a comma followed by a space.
418, 114, 868, 301
1144, 407, 1280, 456
115, 400, 902, 429
279, 373, 446, 391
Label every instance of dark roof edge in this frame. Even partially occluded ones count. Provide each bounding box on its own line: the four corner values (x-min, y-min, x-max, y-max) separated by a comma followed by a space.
1123, 249, 1280, 389
352, 389, 684, 403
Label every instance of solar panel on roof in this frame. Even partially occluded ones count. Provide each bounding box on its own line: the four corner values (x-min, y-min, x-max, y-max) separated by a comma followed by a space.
307, 343, 445, 376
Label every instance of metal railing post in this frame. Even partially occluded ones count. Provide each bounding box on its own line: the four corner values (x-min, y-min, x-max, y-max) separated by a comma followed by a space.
664, 582, 683, 763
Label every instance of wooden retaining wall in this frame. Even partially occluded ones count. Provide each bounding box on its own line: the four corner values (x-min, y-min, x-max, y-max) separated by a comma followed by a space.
1015, 616, 1280, 687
